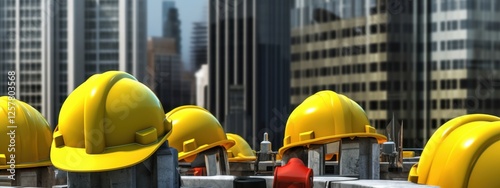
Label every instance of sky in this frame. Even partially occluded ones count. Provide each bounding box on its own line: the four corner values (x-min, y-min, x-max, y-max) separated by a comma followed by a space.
147, 0, 206, 71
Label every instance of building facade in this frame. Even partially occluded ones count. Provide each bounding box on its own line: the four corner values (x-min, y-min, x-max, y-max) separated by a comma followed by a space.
428, 0, 500, 139
191, 21, 207, 71
0, 0, 147, 127
162, 0, 180, 54
290, 0, 500, 147
147, 37, 193, 112
208, 0, 292, 149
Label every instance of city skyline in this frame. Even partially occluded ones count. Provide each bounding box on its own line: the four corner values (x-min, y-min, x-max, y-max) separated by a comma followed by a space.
2, 0, 500, 150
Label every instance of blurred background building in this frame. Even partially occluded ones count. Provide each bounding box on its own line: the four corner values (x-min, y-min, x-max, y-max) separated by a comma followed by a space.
207, 0, 292, 149
191, 21, 208, 71
147, 37, 184, 111
290, 0, 500, 147
162, 0, 181, 55
0, 0, 147, 127
146, 0, 193, 112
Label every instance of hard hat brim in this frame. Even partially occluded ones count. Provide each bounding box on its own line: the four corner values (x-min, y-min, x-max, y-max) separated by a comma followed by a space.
0, 160, 52, 170
50, 131, 171, 172
278, 133, 387, 156
178, 139, 235, 161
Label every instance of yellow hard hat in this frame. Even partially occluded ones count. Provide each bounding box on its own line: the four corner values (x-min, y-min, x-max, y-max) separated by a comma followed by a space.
166, 105, 235, 162
0, 97, 52, 169
279, 90, 386, 156
50, 71, 171, 172
408, 114, 500, 188
226, 133, 256, 162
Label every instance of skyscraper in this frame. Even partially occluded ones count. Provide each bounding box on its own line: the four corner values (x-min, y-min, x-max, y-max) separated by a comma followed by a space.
290, 0, 430, 147
191, 21, 207, 71
162, 0, 181, 54
0, 0, 47, 118
147, 37, 188, 112
208, 0, 292, 149
290, 0, 500, 147
0, 0, 147, 127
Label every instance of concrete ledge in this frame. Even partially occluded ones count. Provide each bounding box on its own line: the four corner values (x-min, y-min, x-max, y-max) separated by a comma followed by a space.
181, 176, 438, 188
330, 180, 439, 188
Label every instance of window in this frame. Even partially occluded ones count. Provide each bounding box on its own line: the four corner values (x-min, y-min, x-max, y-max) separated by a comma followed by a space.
431, 22, 437, 32
369, 82, 378, 91
353, 26, 365, 36
329, 48, 337, 58
342, 28, 351, 38
440, 100, 450, 109
370, 0, 378, 14
441, 60, 451, 70
431, 42, 437, 51
329, 84, 337, 91
370, 101, 378, 110
441, 0, 448, 11
451, 20, 458, 30
302, 87, 310, 95
320, 32, 328, 41
380, 101, 387, 110
370, 24, 378, 34
330, 30, 337, 40
370, 43, 378, 53
431, 80, 437, 90
370, 62, 378, 72
380, 62, 387, 71
380, 24, 387, 33
392, 101, 401, 110
341, 65, 351, 74
461, 19, 467, 29
467, 0, 477, 10
293, 70, 300, 78
352, 83, 360, 92
320, 67, 328, 76
332, 66, 339, 75
393, 81, 401, 91
380, 81, 387, 90
441, 41, 446, 51
441, 21, 446, 31
304, 52, 310, 60
380, 43, 387, 52
342, 83, 350, 92
453, 59, 464, 69
431, 1, 437, 13
451, 80, 458, 89
481, 0, 491, 11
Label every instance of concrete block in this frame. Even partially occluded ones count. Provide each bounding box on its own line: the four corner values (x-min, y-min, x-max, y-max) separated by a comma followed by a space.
308, 144, 325, 176
67, 171, 98, 188
66, 143, 180, 188
156, 144, 179, 188
202, 147, 230, 176
0, 167, 54, 187
107, 167, 137, 188
339, 138, 379, 179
